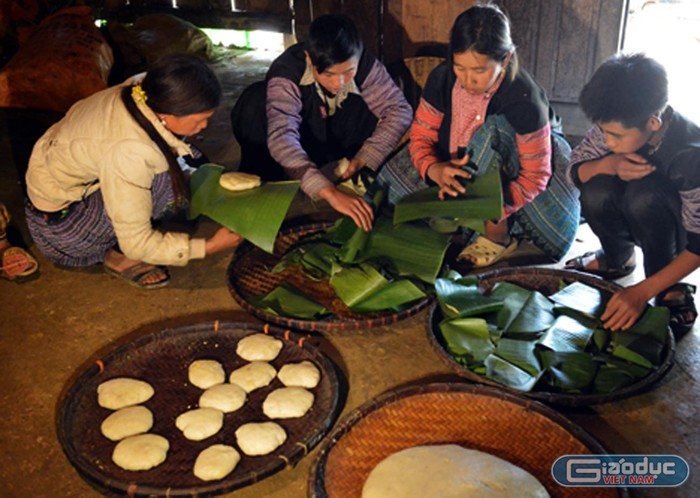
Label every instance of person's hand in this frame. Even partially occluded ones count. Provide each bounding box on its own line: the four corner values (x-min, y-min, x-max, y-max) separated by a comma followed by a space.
426, 155, 473, 200
205, 227, 244, 256
606, 153, 656, 181
339, 157, 367, 181
319, 186, 374, 231
600, 283, 649, 331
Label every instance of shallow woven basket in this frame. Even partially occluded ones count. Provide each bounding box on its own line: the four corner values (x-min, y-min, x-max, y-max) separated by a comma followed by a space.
427, 267, 675, 406
227, 223, 431, 332
309, 382, 628, 498
57, 321, 342, 497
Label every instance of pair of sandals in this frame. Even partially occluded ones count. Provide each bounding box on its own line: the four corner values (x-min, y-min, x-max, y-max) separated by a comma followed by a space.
566, 249, 697, 335
0, 245, 40, 283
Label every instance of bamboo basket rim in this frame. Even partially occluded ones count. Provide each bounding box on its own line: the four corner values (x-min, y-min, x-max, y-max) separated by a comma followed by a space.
57, 321, 343, 497
308, 382, 629, 498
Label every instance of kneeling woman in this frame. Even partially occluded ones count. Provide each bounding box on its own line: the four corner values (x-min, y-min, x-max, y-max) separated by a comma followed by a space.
383, 4, 579, 267
25, 55, 243, 289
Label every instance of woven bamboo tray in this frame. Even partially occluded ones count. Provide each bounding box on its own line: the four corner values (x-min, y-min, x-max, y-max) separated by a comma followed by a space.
227, 223, 431, 332
57, 321, 342, 497
309, 382, 628, 498
427, 266, 675, 406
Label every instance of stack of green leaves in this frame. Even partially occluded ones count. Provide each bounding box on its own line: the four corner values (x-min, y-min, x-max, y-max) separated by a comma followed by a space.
252, 196, 452, 319
435, 273, 670, 394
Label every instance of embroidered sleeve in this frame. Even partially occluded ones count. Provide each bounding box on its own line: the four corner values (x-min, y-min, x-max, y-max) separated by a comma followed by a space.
266, 76, 331, 197
566, 126, 611, 187
503, 124, 552, 217
354, 60, 413, 169
408, 97, 444, 179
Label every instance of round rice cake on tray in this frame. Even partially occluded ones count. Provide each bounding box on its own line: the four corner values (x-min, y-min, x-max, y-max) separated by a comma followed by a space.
229, 361, 277, 393
236, 333, 283, 362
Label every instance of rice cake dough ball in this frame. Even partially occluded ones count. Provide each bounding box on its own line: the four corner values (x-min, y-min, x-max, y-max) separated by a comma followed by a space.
262, 387, 315, 419
112, 434, 169, 471
219, 172, 261, 191
199, 383, 247, 413
277, 360, 321, 388
236, 333, 283, 362
228, 361, 277, 393
97, 378, 154, 410
188, 359, 226, 389
235, 422, 287, 456
100, 405, 154, 441
194, 444, 241, 481
175, 408, 224, 441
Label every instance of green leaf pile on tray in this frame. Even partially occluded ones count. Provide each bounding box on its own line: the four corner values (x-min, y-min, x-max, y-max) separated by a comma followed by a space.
253, 187, 452, 319
435, 273, 670, 394
188, 163, 300, 254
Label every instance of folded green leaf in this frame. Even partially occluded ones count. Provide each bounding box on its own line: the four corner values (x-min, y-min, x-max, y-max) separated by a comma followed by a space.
189, 164, 300, 253
539, 350, 598, 392
394, 167, 503, 225
538, 315, 595, 352
252, 282, 327, 319
484, 354, 540, 392
594, 364, 637, 394
549, 281, 612, 319
435, 278, 503, 318
440, 317, 494, 364
494, 338, 542, 376
351, 279, 426, 313
329, 263, 388, 308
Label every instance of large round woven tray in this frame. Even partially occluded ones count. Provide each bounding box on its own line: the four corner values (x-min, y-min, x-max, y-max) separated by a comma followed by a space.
57, 321, 342, 497
427, 266, 675, 406
309, 382, 628, 498
227, 223, 431, 332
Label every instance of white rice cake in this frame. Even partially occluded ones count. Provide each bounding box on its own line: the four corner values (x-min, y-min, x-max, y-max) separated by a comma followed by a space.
262, 387, 314, 419
194, 444, 241, 481
228, 361, 277, 393
112, 434, 169, 471
100, 405, 154, 441
97, 378, 154, 410
175, 407, 224, 441
219, 171, 262, 191
236, 333, 283, 362
235, 421, 286, 456
199, 383, 247, 413
188, 359, 226, 389
362, 444, 550, 498
277, 360, 320, 388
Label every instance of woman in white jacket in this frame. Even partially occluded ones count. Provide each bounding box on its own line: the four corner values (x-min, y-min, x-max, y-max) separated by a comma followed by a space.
25, 54, 242, 289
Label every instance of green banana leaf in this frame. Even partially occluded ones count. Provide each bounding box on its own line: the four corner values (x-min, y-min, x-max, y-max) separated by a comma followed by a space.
484, 354, 539, 392
252, 282, 327, 319
434, 277, 504, 318
504, 290, 555, 334
393, 166, 503, 225
440, 317, 495, 364
594, 364, 638, 394
493, 338, 542, 376
329, 263, 387, 308
188, 163, 300, 254
351, 279, 426, 313
537, 315, 595, 352
549, 281, 612, 319
488, 282, 537, 332
356, 216, 451, 284
539, 350, 599, 392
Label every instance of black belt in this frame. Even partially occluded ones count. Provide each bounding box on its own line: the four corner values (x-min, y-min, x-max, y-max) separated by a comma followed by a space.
25, 198, 74, 225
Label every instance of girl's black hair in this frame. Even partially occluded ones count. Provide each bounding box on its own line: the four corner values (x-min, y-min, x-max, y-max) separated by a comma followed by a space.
121, 54, 222, 202
306, 14, 363, 73
449, 3, 519, 79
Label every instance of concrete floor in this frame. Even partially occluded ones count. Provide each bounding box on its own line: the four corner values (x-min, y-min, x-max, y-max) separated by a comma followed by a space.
0, 50, 698, 498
